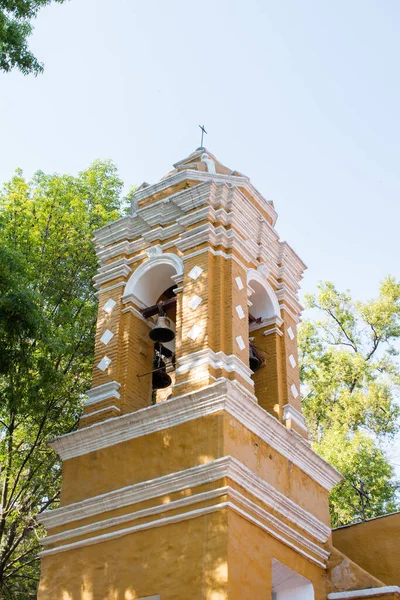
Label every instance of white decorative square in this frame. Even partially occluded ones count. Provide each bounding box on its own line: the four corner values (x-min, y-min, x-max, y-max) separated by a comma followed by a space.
235, 305, 245, 319
287, 326, 295, 340
291, 384, 299, 398
188, 295, 203, 310
103, 298, 116, 314
100, 329, 114, 345
288, 354, 296, 368
235, 276, 244, 290
97, 356, 112, 371
187, 324, 202, 341
236, 335, 246, 350
188, 266, 203, 280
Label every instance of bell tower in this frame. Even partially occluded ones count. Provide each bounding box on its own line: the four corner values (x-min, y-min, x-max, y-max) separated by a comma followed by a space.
37, 149, 384, 600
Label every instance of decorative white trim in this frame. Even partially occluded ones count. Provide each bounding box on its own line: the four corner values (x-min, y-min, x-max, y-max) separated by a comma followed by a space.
39, 492, 327, 567
96, 356, 111, 371
50, 380, 342, 491
263, 327, 284, 337
283, 404, 307, 432
123, 252, 184, 300
39, 487, 328, 566
183, 247, 249, 273
175, 349, 254, 388
235, 305, 245, 319
247, 269, 281, 320
249, 315, 283, 333
188, 295, 203, 310
137, 596, 160, 600
288, 354, 296, 368
187, 265, 203, 280
328, 588, 400, 599
146, 244, 163, 258
81, 405, 120, 420
120, 304, 152, 327
236, 336, 246, 351
94, 264, 131, 288
38, 456, 331, 544
235, 276, 244, 290
187, 324, 202, 341
41, 487, 229, 545
287, 326, 295, 340
290, 384, 299, 399
102, 299, 116, 314
130, 169, 278, 227
85, 382, 121, 407
95, 282, 125, 297
100, 329, 114, 345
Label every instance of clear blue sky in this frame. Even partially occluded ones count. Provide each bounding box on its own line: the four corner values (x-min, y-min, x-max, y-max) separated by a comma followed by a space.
1, 0, 399, 302
1, 0, 400, 470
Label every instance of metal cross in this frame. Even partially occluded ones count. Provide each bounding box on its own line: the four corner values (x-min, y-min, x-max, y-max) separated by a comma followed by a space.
199, 124, 207, 147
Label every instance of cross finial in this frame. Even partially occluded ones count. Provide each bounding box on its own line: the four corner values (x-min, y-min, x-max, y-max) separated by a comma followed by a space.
199, 124, 207, 148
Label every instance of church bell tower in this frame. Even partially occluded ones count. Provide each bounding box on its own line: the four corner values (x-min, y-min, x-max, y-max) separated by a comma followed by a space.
37, 149, 386, 600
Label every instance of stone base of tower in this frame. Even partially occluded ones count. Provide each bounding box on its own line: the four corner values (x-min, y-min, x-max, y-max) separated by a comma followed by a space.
36, 379, 388, 600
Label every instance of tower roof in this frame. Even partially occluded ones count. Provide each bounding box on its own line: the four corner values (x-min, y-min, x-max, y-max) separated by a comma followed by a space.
161, 147, 246, 180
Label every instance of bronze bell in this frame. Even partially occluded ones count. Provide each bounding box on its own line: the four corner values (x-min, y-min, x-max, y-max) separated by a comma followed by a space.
152, 357, 172, 389
149, 315, 175, 343
249, 342, 261, 373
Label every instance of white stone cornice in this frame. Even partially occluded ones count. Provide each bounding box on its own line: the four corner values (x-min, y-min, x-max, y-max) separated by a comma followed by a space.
81, 405, 120, 419
49, 380, 342, 491
38, 494, 326, 567
283, 404, 308, 433
39, 456, 330, 565
182, 247, 249, 273
85, 381, 121, 407
328, 589, 400, 600
39, 486, 329, 566
93, 263, 131, 288
131, 170, 278, 226
176, 349, 255, 389
176, 222, 255, 265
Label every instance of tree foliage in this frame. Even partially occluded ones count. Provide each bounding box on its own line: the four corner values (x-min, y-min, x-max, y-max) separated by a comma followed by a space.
0, 161, 124, 599
0, 0, 66, 75
299, 280, 400, 527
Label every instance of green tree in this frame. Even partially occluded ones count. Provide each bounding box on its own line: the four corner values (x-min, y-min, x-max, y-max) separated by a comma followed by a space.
299, 280, 400, 527
0, 161, 124, 599
0, 0, 66, 75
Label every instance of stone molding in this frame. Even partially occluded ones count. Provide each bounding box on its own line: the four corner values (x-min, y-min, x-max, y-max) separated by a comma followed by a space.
328, 589, 400, 599
182, 246, 248, 273
93, 263, 132, 288
39, 453, 331, 566
50, 380, 342, 491
39, 489, 328, 567
175, 349, 255, 389
130, 169, 278, 226
283, 404, 308, 433
84, 381, 121, 407
38, 456, 330, 543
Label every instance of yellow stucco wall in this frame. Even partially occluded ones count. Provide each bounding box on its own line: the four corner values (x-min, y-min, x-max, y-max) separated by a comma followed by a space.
332, 512, 400, 585
38, 510, 229, 600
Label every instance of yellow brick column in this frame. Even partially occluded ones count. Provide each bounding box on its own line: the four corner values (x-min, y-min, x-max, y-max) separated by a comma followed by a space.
173, 250, 254, 397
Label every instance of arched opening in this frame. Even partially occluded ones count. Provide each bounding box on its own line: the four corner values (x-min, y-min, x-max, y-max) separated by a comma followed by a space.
122, 252, 183, 406
272, 559, 314, 600
247, 269, 282, 413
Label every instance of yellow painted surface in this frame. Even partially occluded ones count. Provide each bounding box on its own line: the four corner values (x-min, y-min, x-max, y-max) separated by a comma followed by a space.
38, 511, 229, 600
223, 414, 330, 525
325, 545, 384, 593
332, 512, 400, 585
227, 511, 328, 600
